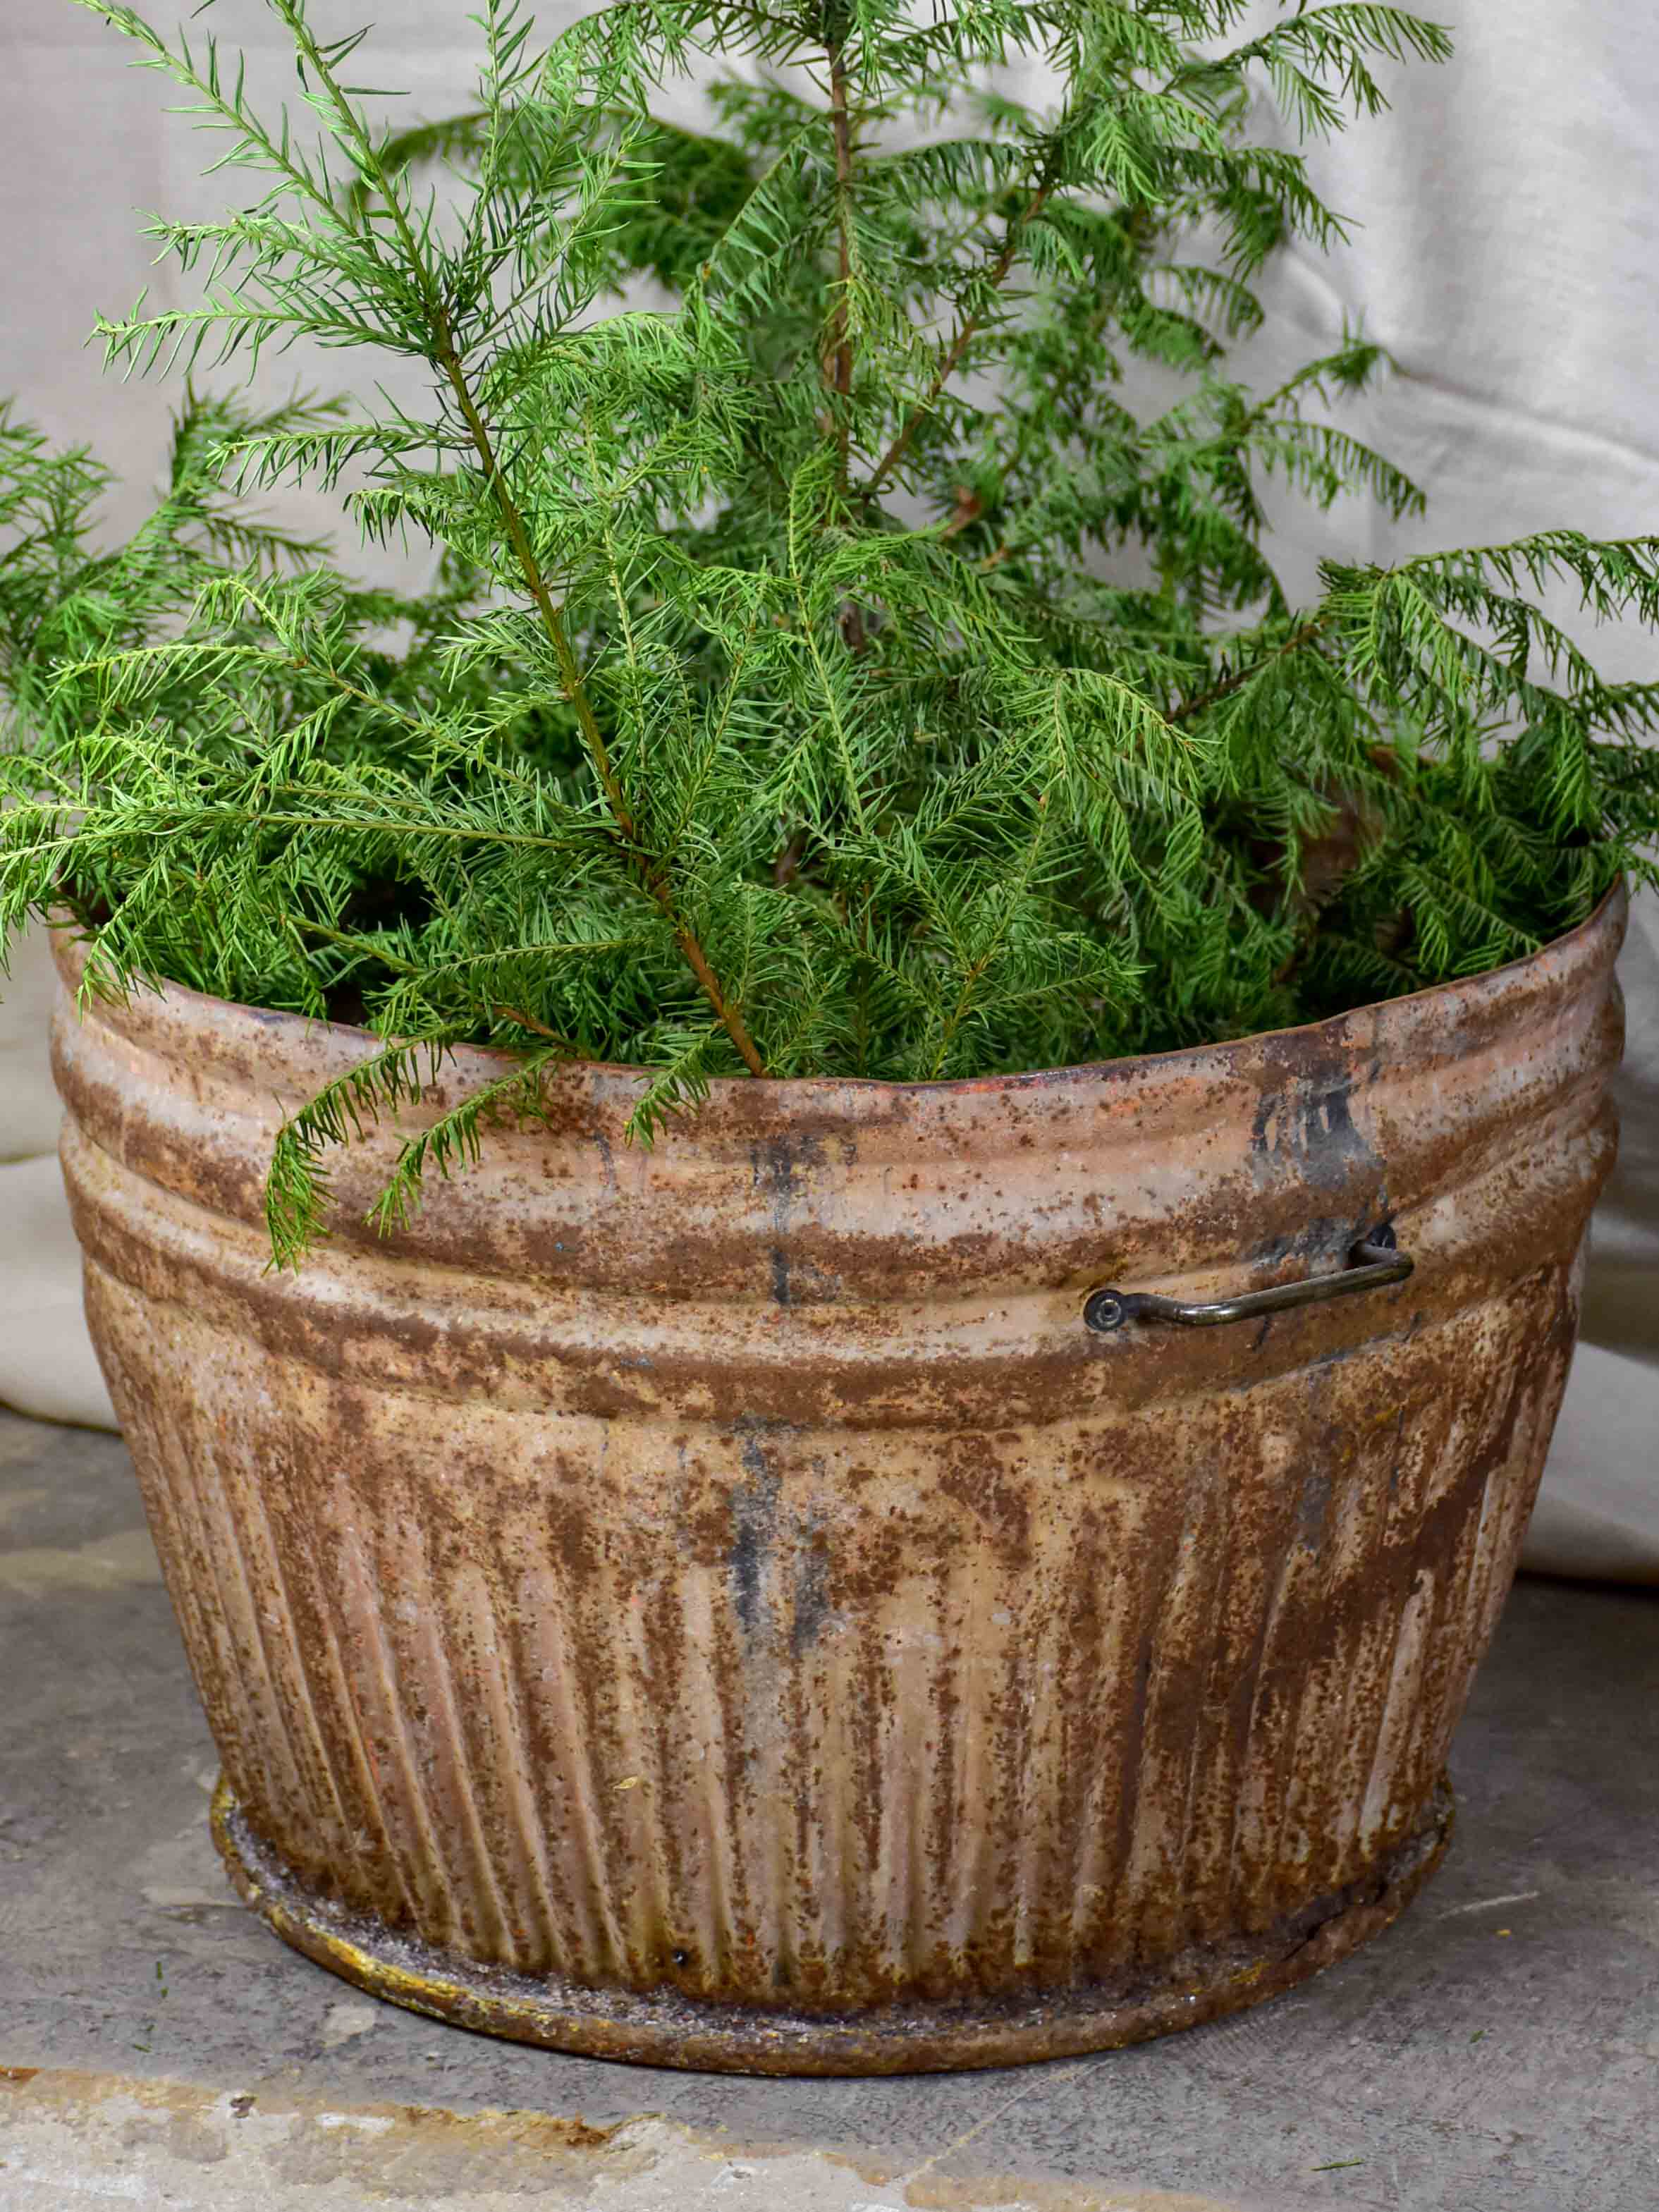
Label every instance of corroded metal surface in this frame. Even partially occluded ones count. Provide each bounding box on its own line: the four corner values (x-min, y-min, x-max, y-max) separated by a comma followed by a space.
51, 890, 1627, 2073
210, 1774, 1454, 2073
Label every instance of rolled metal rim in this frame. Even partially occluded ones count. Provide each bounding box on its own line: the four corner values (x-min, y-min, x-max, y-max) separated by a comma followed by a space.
50, 884, 1627, 1106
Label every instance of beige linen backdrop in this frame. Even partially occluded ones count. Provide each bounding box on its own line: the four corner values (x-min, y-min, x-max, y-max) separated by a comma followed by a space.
1, 0, 1655, 1572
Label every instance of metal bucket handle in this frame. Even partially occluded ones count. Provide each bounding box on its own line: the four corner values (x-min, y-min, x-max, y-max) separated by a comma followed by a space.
1082, 1224, 1413, 1335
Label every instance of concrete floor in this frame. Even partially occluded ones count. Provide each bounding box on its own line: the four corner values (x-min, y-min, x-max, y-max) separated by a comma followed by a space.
2, 1410, 1657, 2211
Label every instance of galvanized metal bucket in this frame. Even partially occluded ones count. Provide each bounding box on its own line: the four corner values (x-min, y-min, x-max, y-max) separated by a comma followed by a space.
51, 889, 1625, 2074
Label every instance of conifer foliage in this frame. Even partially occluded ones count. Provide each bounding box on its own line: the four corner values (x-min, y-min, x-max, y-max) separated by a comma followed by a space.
3, 0, 1657, 1257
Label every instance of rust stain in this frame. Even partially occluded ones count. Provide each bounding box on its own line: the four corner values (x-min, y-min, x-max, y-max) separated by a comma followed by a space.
0, 2065, 642, 2192
1, 2069, 624, 2149
46, 889, 1627, 2073
905, 2184, 1235, 2211
207, 1775, 1453, 2072
0, 2066, 1241, 2208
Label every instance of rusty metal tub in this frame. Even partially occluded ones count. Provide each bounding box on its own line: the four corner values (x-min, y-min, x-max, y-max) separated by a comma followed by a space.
50, 890, 1626, 2073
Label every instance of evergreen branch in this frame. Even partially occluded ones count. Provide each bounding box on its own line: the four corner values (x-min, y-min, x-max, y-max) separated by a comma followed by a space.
431, 325, 769, 1075
826, 38, 857, 457
865, 168, 1056, 496
927, 790, 1057, 1077
269, 3, 771, 1081
1172, 617, 1328, 722
265, 1034, 452, 1264
364, 1044, 568, 1236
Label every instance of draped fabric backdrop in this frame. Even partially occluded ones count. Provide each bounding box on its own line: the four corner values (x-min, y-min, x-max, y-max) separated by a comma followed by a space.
2, 0, 1655, 1572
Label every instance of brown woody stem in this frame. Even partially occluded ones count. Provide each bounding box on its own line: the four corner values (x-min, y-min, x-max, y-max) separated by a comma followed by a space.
866, 176, 1054, 499
1170, 618, 1328, 726
430, 317, 770, 1080
826, 40, 868, 653
826, 43, 856, 440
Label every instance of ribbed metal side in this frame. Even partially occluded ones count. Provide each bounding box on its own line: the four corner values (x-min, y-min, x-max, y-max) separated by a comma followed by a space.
77, 1169, 1587, 2001
52, 889, 1624, 2063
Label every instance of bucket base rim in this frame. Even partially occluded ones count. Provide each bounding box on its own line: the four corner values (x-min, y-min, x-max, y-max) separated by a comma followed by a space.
211, 1778, 1453, 2077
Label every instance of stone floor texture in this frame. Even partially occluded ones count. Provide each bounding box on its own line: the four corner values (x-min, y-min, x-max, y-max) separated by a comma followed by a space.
3, 1409, 1657, 2211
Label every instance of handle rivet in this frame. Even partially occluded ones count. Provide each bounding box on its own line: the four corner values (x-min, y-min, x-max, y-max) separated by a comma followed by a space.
1083, 1289, 1127, 1334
